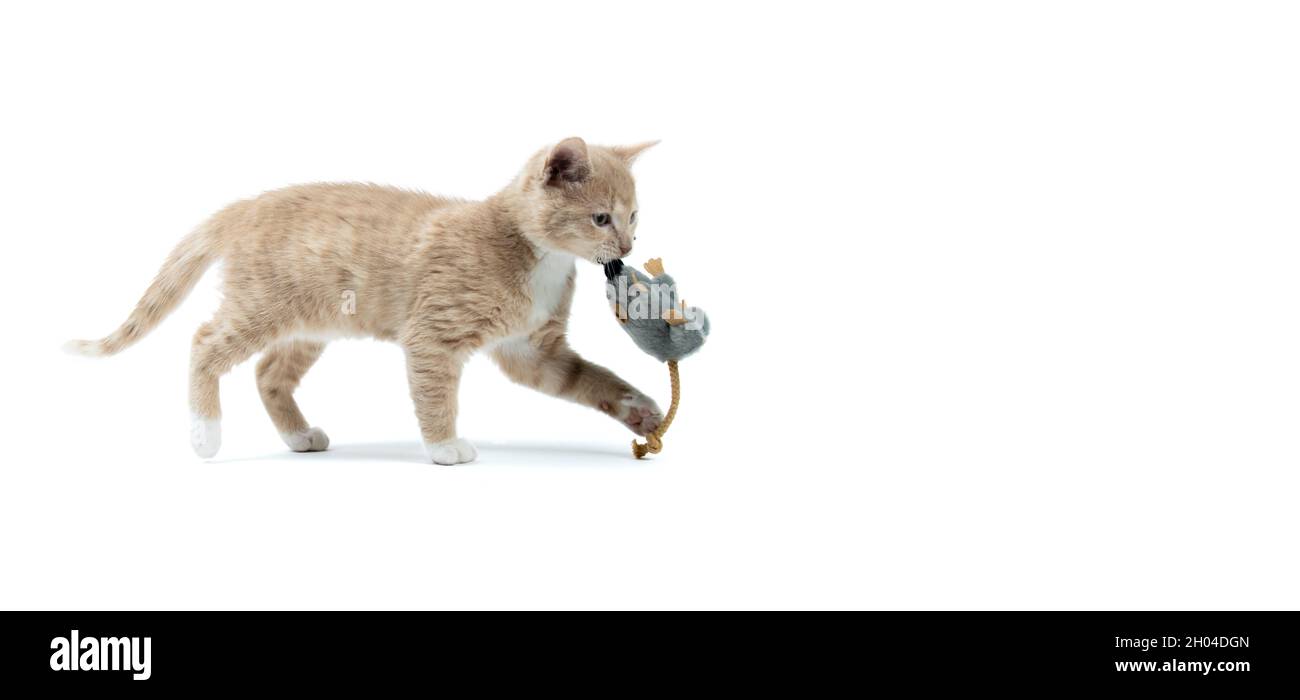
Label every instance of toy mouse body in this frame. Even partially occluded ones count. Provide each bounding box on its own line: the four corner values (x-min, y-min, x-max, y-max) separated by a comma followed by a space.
603, 258, 710, 363
602, 257, 709, 458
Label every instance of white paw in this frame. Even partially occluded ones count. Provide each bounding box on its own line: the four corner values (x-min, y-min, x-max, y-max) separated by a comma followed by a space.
282, 427, 330, 452
190, 415, 222, 458
615, 393, 663, 436
424, 437, 477, 465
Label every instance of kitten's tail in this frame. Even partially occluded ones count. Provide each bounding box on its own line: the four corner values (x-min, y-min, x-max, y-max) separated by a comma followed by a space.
64, 222, 222, 358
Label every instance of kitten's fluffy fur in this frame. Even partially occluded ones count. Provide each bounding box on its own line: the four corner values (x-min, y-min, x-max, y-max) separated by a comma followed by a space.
66, 138, 663, 464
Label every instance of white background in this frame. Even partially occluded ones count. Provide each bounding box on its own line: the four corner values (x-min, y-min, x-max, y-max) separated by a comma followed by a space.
1, 1, 1297, 610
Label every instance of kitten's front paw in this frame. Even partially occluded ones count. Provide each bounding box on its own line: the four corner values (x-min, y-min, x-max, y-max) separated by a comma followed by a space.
615, 393, 663, 436
425, 437, 478, 465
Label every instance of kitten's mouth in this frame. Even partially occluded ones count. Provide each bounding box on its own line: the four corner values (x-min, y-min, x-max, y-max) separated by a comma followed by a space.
591, 239, 627, 266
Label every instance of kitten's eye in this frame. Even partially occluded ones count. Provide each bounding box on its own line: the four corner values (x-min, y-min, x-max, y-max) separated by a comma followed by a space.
592, 213, 611, 227
630, 211, 638, 225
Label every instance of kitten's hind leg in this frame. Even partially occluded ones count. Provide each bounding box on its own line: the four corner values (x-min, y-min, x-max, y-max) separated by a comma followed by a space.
188, 314, 272, 458
256, 340, 330, 452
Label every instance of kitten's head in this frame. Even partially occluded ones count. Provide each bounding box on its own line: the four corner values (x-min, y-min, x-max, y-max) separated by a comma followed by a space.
509, 137, 657, 264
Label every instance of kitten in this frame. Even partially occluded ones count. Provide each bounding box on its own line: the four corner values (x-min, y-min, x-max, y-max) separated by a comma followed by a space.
65, 138, 663, 464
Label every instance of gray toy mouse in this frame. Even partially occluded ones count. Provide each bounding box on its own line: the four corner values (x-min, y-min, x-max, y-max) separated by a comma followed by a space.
602, 257, 710, 458
603, 258, 710, 362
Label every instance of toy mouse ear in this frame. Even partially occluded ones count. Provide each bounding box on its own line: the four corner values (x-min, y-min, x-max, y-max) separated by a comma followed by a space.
543, 137, 590, 186
612, 140, 659, 165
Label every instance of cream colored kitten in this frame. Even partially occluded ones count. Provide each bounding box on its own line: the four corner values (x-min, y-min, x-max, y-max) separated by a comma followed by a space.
66, 138, 663, 464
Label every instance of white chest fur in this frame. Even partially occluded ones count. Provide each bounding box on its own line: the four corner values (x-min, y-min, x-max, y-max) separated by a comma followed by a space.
526, 252, 575, 329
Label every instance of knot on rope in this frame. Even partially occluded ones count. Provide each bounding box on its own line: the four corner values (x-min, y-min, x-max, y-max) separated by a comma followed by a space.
632, 360, 680, 459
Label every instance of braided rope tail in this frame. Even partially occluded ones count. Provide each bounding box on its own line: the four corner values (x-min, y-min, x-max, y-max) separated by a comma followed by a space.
632, 360, 680, 459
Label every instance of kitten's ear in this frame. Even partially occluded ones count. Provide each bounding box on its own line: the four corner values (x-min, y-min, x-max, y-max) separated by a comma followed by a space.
612, 140, 659, 165
543, 137, 591, 186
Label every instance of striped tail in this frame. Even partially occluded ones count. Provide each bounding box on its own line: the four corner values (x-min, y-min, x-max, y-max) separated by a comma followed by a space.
64, 224, 220, 357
